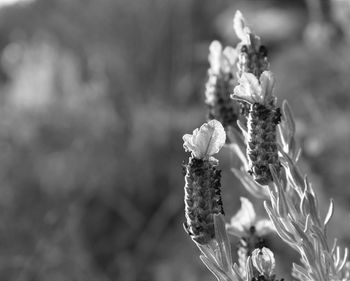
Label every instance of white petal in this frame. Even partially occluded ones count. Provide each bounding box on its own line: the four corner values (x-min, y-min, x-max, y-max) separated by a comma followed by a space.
223, 46, 237, 65
255, 219, 275, 236
233, 10, 248, 42
259, 71, 275, 102
242, 73, 260, 94
232, 83, 250, 102
226, 223, 245, 238
182, 120, 226, 159
182, 128, 198, 154
230, 197, 256, 232
233, 73, 261, 103
208, 40, 222, 75
209, 40, 222, 55
205, 89, 216, 105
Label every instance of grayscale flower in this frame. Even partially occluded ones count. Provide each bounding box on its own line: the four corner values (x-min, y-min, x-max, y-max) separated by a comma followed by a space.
226, 197, 274, 238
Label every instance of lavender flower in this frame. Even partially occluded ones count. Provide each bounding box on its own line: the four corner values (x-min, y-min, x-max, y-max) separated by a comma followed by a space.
205, 41, 240, 132
233, 10, 270, 118
227, 197, 274, 277
232, 71, 281, 185
183, 120, 226, 244
233, 11, 269, 79
181, 9, 349, 281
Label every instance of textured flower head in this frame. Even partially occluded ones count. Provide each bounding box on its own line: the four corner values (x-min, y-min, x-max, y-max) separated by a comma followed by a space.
233, 10, 268, 79
226, 197, 274, 237
232, 71, 275, 105
183, 120, 226, 159
251, 247, 275, 277
205, 42, 239, 132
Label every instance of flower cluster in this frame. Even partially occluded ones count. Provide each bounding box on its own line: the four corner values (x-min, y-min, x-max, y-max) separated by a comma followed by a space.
181, 9, 349, 281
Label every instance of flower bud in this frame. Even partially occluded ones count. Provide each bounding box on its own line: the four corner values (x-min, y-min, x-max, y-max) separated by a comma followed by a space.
251, 247, 275, 277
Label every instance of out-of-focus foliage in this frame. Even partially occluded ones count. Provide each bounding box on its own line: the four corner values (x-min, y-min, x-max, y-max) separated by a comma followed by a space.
0, 0, 349, 281
0, 0, 215, 280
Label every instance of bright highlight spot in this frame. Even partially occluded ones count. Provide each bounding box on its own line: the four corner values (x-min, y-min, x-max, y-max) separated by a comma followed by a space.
0, 0, 33, 7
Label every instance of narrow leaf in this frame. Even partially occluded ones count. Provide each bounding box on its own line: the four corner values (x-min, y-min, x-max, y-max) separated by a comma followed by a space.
214, 214, 233, 272
282, 100, 296, 139
323, 199, 334, 227
200, 255, 229, 281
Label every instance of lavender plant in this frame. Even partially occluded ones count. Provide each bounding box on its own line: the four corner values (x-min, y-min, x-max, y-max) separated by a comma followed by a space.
181, 10, 350, 281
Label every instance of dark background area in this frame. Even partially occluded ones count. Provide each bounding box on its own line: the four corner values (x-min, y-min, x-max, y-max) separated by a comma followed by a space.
0, 0, 349, 280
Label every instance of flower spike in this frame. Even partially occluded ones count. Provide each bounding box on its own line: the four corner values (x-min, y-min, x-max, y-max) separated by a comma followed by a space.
183, 120, 226, 244
205, 41, 240, 133
232, 71, 281, 185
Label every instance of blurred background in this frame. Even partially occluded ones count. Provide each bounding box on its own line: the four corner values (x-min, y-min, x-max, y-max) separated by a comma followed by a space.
0, 0, 349, 280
